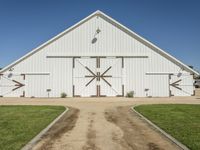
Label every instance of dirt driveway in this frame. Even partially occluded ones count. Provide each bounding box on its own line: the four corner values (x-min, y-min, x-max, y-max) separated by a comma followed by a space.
0, 97, 200, 150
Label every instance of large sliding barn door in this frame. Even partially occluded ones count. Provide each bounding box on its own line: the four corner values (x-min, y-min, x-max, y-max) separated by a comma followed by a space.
99, 58, 123, 96
73, 57, 123, 97
73, 58, 97, 97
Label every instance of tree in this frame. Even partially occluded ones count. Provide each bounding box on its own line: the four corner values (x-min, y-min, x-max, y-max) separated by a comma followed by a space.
188, 65, 194, 69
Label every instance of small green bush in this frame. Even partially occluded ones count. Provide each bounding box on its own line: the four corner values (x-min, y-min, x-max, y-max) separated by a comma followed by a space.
61, 92, 67, 98
126, 91, 134, 98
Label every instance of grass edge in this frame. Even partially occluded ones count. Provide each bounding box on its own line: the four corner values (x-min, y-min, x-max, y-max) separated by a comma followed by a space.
131, 105, 189, 150
21, 106, 68, 150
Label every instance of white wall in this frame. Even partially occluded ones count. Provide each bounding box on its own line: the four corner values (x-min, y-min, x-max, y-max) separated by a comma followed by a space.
25, 75, 50, 97
0, 15, 194, 97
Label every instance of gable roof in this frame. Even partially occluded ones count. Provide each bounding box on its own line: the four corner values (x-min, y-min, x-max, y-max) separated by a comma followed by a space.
0, 10, 199, 75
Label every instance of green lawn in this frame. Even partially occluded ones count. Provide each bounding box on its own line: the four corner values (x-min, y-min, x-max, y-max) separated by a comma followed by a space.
0, 105, 65, 150
134, 104, 200, 150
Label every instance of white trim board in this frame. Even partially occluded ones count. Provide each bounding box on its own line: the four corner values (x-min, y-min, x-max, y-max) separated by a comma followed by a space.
46, 55, 148, 58
1, 72, 50, 75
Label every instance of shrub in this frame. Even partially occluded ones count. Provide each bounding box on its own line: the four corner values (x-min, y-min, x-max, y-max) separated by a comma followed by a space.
126, 91, 134, 98
61, 92, 67, 98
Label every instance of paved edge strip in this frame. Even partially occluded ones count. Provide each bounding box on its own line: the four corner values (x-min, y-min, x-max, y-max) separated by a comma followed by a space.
131, 106, 190, 150
21, 107, 69, 150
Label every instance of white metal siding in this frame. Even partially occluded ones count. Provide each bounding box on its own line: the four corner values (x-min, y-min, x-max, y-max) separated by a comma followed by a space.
124, 58, 149, 97
25, 75, 50, 97
48, 58, 73, 97
0, 14, 195, 97
147, 75, 169, 97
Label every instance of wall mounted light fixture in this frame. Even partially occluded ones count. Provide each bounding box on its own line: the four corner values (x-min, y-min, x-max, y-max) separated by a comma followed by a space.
91, 27, 101, 44
96, 28, 101, 34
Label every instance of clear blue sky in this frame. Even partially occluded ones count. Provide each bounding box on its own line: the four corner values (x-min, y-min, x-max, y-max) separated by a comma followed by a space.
0, 0, 200, 72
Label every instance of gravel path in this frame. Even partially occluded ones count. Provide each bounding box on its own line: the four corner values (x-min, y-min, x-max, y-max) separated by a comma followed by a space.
0, 97, 199, 150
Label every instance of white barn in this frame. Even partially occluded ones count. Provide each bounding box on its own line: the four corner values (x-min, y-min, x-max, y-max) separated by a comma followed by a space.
0, 10, 199, 98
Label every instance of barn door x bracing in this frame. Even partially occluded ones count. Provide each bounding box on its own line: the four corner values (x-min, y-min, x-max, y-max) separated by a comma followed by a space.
0, 74, 25, 97
169, 74, 194, 96
73, 57, 124, 97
